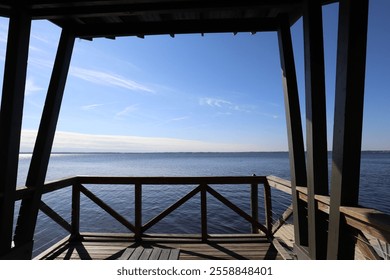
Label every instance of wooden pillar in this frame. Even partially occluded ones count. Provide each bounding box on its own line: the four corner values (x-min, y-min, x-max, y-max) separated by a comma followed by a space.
327, 0, 369, 260
134, 183, 142, 241
0, 8, 31, 257
13, 29, 75, 258
201, 184, 208, 241
277, 16, 308, 251
303, 0, 329, 259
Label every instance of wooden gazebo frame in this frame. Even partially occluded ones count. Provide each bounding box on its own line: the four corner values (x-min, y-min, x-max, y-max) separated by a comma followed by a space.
0, 0, 370, 259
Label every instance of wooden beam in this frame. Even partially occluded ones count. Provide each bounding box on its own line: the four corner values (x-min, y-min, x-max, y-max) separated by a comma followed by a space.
206, 185, 268, 235
0, 7, 31, 257
250, 183, 259, 234
264, 182, 273, 235
142, 185, 201, 232
201, 184, 208, 241
303, 0, 329, 260
327, 0, 369, 260
71, 184, 81, 238
134, 183, 142, 240
78, 184, 136, 233
13, 28, 75, 256
73, 18, 280, 38
277, 15, 308, 249
39, 201, 72, 233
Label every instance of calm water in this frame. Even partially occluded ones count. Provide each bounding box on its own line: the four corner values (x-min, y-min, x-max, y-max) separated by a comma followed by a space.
14, 151, 390, 256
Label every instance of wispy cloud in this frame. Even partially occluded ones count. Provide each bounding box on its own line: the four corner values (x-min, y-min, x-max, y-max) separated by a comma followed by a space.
115, 104, 138, 118
25, 78, 44, 95
199, 97, 232, 108
20, 130, 260, 153
81, 104, 105, 111
70, 66, 154, 93
169, 116, 189, 122
199, 97, 253, 113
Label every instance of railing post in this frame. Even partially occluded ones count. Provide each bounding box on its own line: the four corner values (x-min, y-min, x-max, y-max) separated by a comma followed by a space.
135, 183, 142, 241
264, 182, 273, 236
71, 183, 80, 240
201, 184, 208, 241
251, 182, 259, 234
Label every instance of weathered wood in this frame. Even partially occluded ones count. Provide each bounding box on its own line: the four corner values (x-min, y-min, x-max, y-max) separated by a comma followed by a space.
251, 183, 259, 233
277, 15, 308, 249
206, 185, 268, 235
78, 184, 135, 233
266, 176, 292, 194
201, 184, 208, 241
134, 183, 142, 240
0, 7, 31, 256
303, 0, 329, 260
37, 232, 282, 260
168, 249, 180, 260
355, 231, 382, 260
272, 204, 293, 235
13, 28, 75, 256
39, 201, 72, 233
327, 0, 369, 260
149, 247, 162, 260
129, 247, 144, 260
340, 206, 390, 243
142, 185, 201, 232
71, 184, 81, 238
119, 247, 135, 260
264, 182, 272, 235
271, 237, 294, 260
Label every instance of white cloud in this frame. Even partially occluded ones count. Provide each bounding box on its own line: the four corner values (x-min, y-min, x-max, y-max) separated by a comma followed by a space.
115, 105, 138, 118
200, 97, 232, 107
70, 66, 154, 93
20, 130, 260, 153
81, 104, 105, 110
199, 97, 253, 113
25, 78, 44, 95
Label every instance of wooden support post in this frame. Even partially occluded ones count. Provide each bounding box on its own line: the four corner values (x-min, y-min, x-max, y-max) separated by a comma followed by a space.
277, 15, 308, 250
264, 182, 273, 236
13, 29, 75, 258
327, 0, 369, 260
251, 183, 259, 234
0, 8, 31, 257
303, 0, 329, 260
71, 184, 81, 239
134, 183, 142, 241
201, 184, 208, 241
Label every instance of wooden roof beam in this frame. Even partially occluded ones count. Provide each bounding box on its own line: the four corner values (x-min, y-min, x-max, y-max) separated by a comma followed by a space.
71, 18, 280, 38
29, 1, 302, 20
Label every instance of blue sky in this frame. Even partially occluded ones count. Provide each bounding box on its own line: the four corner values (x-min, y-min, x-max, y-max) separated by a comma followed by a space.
0, 1, 389, 152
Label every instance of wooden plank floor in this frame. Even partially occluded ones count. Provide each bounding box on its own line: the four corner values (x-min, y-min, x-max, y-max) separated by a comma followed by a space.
35, 233, 283, 260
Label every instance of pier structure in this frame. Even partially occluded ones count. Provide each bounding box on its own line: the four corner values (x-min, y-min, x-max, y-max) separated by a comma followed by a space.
0, 0, 389, 260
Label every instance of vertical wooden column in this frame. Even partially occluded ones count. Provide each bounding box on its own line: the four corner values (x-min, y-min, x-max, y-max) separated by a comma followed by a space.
13, 29, 75, 258
277, 16, 308, 252
71, 183, 81, 239
263, 182, 273, 235
327, 0, 369, 260
250, 182, 259, 233
0, 8, 31, 257
303, 0, 329, 259
134, 183, 142, 241
201, 184, 208, 241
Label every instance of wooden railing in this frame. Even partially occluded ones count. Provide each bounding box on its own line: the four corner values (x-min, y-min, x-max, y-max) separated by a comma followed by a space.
14, 175, 390, 259
266, 175, 390, 260
15, 176, 291, 246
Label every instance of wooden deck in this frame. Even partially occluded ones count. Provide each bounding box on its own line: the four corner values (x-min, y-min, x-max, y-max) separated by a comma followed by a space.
35, 233, 284, 260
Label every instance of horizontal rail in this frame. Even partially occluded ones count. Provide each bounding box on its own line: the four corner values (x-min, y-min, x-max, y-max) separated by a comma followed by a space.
76, 175, 267, 185
340, 206, 390, 243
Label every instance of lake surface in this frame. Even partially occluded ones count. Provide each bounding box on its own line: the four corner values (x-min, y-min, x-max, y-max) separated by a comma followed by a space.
14, 151, 390, 257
